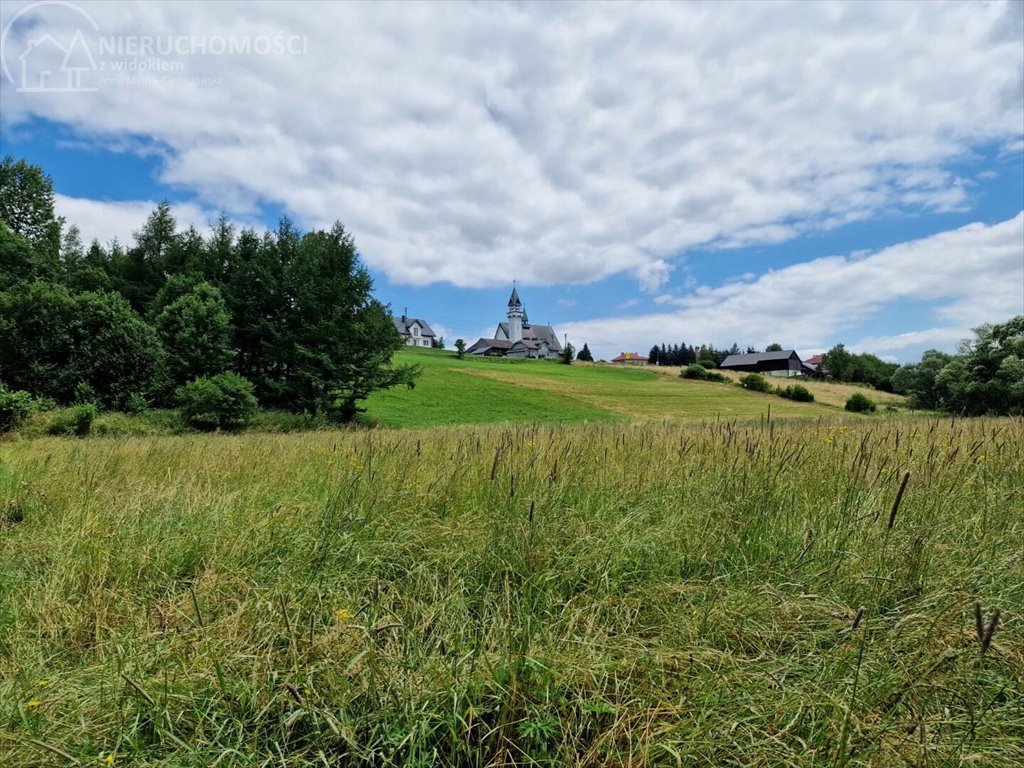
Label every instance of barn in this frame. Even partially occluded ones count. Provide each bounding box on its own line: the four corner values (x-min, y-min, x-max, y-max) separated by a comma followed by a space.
720, 350, 804, 377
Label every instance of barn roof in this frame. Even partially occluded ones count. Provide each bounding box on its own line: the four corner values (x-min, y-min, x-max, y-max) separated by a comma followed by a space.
720, 350, 799, 367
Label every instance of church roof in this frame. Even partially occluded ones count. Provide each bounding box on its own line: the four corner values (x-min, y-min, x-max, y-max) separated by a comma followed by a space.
507, 286, 521, 308
467, 337, 514, 354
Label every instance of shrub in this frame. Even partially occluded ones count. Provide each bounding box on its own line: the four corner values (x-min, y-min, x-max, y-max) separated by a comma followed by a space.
72, 403, 97, 435
74, 381, 97, 404
739, 373, 772, 392
0, 383, 36, 433
125, 392, 150, 414
47, 403, 97, 436
178, 372, 257, 431
0, 282, 166, 408
778, 384, 815, 402
845, 392, 876, 413
683, 364, 730, 383
682, 364, 708, 380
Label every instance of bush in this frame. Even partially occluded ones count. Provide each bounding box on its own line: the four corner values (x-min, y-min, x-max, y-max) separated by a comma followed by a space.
682, 364, 708, 379
777, 384, 815, 402
125, 392, 150, 414
47, 403, 97, 436
739, 374, 772, 392
0, 383, 36, 432
72, 403, 97, 435
178, 372, 257, 431
683, 364, 729, 384
845, 392, 877, 413
0, 282, 166, 408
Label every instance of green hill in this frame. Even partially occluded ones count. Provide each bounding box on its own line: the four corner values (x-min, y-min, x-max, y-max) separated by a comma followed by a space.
364, 348, 835, 428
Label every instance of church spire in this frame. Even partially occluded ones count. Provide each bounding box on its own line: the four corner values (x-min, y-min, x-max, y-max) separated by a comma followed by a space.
506, 283, 524, 342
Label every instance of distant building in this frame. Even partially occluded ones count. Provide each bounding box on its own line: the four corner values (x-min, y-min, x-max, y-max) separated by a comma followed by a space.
611, 352, 648, 365
720, 350, 803, 377
802, 353, 825, 376
392, 314, 436, 348
467, 287, 562, 359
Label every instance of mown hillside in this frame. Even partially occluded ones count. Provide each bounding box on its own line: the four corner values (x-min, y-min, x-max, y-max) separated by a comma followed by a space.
363, 348, 900, 428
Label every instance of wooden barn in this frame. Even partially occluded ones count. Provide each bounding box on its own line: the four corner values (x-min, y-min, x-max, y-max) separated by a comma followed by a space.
720, 350, 804, 377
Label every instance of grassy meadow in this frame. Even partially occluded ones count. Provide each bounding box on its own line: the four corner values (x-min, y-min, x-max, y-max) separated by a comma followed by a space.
362, 349, 869, 428
1, 416, 1021, 766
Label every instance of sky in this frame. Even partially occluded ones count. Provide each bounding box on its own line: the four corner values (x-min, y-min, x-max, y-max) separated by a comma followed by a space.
1, 0, 1022, 362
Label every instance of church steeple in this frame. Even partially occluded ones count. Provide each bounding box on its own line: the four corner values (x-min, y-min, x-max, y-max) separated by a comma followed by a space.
506, 283, 524, 342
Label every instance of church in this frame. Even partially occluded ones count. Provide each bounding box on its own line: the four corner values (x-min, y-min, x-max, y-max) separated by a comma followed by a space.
467, 287, 562, 358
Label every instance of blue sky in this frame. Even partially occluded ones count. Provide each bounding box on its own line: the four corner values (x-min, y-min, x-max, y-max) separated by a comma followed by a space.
2, 1, 1022, 361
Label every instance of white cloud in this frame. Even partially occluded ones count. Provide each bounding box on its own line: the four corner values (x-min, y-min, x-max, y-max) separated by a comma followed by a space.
54, 194, 218, 248
1, 0, 1021, 289
561, 213, 1024, 361
635, 259, 673, 294
848, 327, 971, 356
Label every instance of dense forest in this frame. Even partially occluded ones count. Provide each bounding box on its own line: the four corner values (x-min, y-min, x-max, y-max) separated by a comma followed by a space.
0, 156, 417, 429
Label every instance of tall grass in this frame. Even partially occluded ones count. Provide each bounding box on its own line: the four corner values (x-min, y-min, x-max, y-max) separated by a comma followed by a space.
1, 417, 1021, 766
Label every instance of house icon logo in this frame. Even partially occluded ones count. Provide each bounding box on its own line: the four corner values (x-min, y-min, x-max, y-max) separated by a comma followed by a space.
2, 1, 100, 93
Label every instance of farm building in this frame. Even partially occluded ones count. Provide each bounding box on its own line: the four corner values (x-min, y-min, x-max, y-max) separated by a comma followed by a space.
801, 353, 826, 376
392, 314, 436, 348
611, 352, 648, 365
720, 349, 804, 377
468, 287, 562, 359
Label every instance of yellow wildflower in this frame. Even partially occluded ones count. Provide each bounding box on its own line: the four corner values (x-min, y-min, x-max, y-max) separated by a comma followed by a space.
103, 754, 115, 765
26, 699, 42, 708
37, 679, 49, 687
335, 608, 355, 622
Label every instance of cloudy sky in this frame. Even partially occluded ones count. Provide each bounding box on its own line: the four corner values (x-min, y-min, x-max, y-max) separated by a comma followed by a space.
2, 0, 1022, 360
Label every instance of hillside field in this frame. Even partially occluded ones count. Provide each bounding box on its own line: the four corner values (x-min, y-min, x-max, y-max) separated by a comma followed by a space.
363, 349, 896, 428
1, 416, 1021, 766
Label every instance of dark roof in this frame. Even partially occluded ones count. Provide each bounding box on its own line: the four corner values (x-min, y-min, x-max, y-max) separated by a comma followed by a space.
467, 338, 514, 354
392, 316, 436, 337
720, 350, 799, 367
507, 287, 521, 308
496, 321, 561, 351
525, 324, 560, 351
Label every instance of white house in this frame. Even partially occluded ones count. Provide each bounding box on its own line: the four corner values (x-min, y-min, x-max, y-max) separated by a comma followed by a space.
392, 314, 436, 348
467, 287, 562, 358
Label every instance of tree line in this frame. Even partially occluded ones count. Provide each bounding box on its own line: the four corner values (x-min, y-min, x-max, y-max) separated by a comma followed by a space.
0, 156, 417, 425
647, 342, 780, 367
